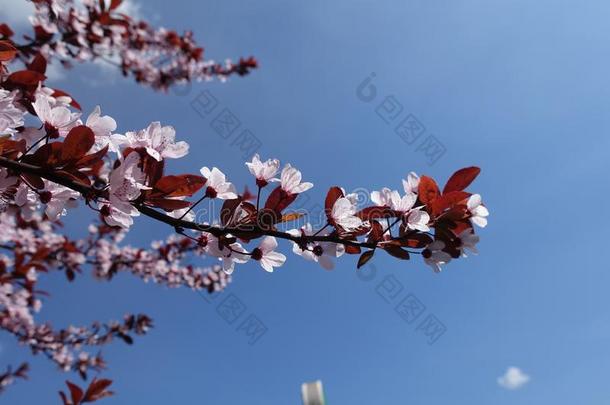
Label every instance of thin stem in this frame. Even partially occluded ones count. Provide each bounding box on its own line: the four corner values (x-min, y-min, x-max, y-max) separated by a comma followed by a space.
178, 195, 206, 220
18, 134, 49, 162
312, 223, 329, 237
256, 185, 261, 211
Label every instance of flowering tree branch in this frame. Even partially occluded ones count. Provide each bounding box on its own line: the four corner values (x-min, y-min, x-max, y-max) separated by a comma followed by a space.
0, 0, 490, 402
2, 0, 257, 91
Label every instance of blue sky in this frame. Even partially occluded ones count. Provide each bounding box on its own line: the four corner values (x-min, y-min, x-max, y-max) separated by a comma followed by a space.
2, 0, 610, 404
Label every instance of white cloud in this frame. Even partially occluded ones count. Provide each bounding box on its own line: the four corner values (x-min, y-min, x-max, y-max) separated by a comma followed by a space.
0, 0, 35, 26
497, 366, 530, 390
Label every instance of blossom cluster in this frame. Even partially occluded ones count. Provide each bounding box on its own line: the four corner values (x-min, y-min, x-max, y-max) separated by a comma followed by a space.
3, 0, 257, 90
0, 208, 229, 380
0, 35, 490, 277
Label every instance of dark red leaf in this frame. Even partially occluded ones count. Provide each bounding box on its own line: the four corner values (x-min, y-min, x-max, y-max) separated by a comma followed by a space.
109, 0, 123, 10
23, 142, 60, 168
418, 176, 440, 205
442, 166, 481, 194
367, 220, 384, 242
62, 126, 95, 161
430, 190, 470, 216
66, 380, 84, 404
220, 198, 242, 226
0, 24, 14, 38
21, 173, 45, 189
83, 378, 114, 402
357, 250, 375, 268
55, 170, 92, 186
356, 206, 396, 221
324, 186, 344, 222
27, 53, 47, 74
0, 40, 17, 62
384, 245, 410, 260
345, 245, 361, 254
0, 138, 26, 156
75, 145, 109, 169
401, 233, 433, 248
154, 174, 206, 197
146, 198, 190, 211
7, 70, 46, 86
264, 186, 297, 215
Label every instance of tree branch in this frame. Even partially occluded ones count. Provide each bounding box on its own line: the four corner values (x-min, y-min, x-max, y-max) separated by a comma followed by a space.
0, 156, 385, 249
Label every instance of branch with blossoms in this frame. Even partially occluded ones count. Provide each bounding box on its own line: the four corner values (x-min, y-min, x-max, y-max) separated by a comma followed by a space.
0, 2, 490, 401
1, 0, 257, 91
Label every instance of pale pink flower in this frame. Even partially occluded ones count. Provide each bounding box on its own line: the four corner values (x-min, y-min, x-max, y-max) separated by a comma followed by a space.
370, 187, 393, 206
422, 241, 452, 273
288, 223, 344, 270
246, 154, 279, 187
32, 94, 80, 138
402, 172, 420, 194
103, 152, 148, 228
390, 191, 429, 231
200, 167, 237, 200
467, 194, 489, 228
120, 122, 189, 161
280, 164, 313, 194
85, 106, 122, 153
251, 236, 286, 273
456, 229, 479, 257
203, 233, 248, 274
331, 197, 362, 232
0, 90, 25, 135
41, 181, 80, 221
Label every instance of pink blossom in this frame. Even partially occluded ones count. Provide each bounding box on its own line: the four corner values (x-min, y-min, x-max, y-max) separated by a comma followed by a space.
120, 122, 189, 161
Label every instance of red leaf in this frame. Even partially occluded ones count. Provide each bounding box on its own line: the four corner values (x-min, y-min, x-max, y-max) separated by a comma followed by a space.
75, 145, 109, 169
367, 220, 384, 242
66, 380, 84, 404
324, 186, 344, 222
383, 245, 410, 260
356, 206, 395, 221
357, 250, 375, 268
345, 245, 361, 254
27, 53, 47, 74
430, 190, 470, 216
401, 233, 433, 248
0, 40, 17, 62
0, 24, 14, 38
55, 169, 91, 186
109, 0, 123, 10
264, 186, 297, 215
21, 173, 45, 189
220, 198, 242, 226
0, 138, 26, 156
24, 142, 64, 168
418, 176, 440, 205
63, 126, 95, 161
146, 198, 190, 211
7, 69, 46, 86
154, 174, 206, 197
83, 378, 114, 402
442, 166, 481, 194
